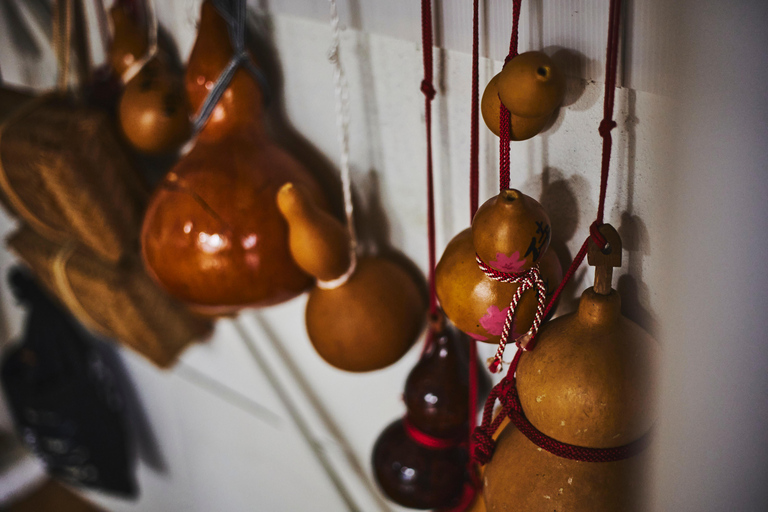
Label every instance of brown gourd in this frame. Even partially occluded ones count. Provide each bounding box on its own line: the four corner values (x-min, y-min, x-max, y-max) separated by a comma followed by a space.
483, 225, 659, 511
481, 51, 565, 139
435, 189, 562, 344
109, 0, 191, 154
117, 55, 191, 154
480, 75, 550, 139
371, 322, 469, 509
108, 1, 149, 78
276, 182, 424, 372
141, 1, 326, 314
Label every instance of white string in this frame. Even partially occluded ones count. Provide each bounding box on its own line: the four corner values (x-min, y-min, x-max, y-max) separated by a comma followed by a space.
320, 0, 357, 290
120, 0, 159, 84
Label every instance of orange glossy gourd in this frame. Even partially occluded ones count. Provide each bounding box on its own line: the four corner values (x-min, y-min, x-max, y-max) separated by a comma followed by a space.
496, 51, 565, 119
435, 190, 562, 344
277, 183, 425, 372
118, 55, 191, 154
141, 1, 326, 314
483, 226, 659, 512
481, 75, 551, 139
372, 324, 469, 509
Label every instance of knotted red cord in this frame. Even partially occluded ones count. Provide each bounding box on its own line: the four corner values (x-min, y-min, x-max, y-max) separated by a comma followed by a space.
476, 257, 547, 372
421, 0, 438, 328
473, 0, 638, 465
498, 0, 523, 191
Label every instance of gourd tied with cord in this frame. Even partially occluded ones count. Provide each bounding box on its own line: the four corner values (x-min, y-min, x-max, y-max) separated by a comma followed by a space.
276, 0, 425, 372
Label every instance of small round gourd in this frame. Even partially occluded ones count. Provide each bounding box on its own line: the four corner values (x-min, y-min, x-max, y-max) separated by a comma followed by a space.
472, 189, 551, 273
481, 74, 550, 139
496, 51, 565, 119
277, 183, 425, 372
118, 56, 191, 154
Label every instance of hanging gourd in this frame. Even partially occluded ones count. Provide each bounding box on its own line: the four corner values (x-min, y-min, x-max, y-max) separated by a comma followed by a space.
141, 0, 328, 314
112, 0, 191, 154
481, 225, 658, 511
481, 51, 565, 140
108, 0, 150, 78
435, 189, 562, 345
372, 321, 471, 509
277, 183, 424, 372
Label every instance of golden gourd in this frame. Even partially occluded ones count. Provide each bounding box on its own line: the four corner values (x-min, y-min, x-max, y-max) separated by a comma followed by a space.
141, 1, 326, 314
277, 183, 425, 372
436, 190, 562, 344
483, 226, 659, 511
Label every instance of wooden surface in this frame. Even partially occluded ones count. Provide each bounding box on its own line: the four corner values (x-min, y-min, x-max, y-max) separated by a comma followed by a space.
9, 480, 103, 512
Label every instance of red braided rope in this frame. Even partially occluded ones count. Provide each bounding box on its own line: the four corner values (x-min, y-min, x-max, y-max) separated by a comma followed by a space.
421, 0, 438, 325
473, 348, 652, 465
498, 0, 523, 191
469, 0, 480, 219
476, 256, 547, 372
403, 416, 465, 450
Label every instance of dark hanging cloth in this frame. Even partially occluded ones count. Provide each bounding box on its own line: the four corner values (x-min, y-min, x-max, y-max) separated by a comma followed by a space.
0, 267, 138, 497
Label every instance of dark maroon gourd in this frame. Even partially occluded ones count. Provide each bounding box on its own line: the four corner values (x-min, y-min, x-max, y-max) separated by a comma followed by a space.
372, 325, 470, 509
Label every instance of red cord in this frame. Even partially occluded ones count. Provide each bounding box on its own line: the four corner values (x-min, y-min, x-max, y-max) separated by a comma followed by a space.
421, 0, 438, 324
403, 416, 465, 450
469, 0, 480, 219
498, 0, 523, 191
467, 0, 482, 500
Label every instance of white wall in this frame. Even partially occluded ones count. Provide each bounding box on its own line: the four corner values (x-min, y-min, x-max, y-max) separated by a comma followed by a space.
0, 1, 766, 511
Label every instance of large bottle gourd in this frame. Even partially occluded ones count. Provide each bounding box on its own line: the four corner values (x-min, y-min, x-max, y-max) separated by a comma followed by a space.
141, 1, 326, 314
277, 183, 424, 372
483, 225, 659, 511
436, 189, 562, 344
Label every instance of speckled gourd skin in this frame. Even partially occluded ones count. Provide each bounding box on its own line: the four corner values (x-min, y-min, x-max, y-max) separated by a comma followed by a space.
483, 287, 659, 511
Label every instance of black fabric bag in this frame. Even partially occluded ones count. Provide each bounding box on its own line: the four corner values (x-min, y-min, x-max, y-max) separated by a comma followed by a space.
0, 267, 138, 497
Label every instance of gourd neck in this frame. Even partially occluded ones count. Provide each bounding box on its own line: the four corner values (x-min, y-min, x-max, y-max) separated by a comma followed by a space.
577, 287, 621, 327
187, 1, 266, 141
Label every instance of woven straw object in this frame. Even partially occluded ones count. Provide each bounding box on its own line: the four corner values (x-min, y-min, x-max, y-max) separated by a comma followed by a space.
8, 226, 211, 368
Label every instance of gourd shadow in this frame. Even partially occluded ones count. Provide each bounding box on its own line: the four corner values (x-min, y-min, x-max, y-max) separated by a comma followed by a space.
540, 47, 595, 136
534, 167, 594, 314
243, 11, 345, 221
615, 89, 658, 338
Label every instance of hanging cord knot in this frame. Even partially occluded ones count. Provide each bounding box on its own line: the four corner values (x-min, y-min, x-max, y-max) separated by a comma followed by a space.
476, 256, 548, 372
472, 426, 496, 465
420, 80, 436, 101
193, 0, 270, 132
589, 220, 608, 250
598, 119, 617, 138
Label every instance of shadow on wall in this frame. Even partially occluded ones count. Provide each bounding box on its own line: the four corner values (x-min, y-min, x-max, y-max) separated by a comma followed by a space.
617, 88, 658, 337
244, 7, 345, 222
